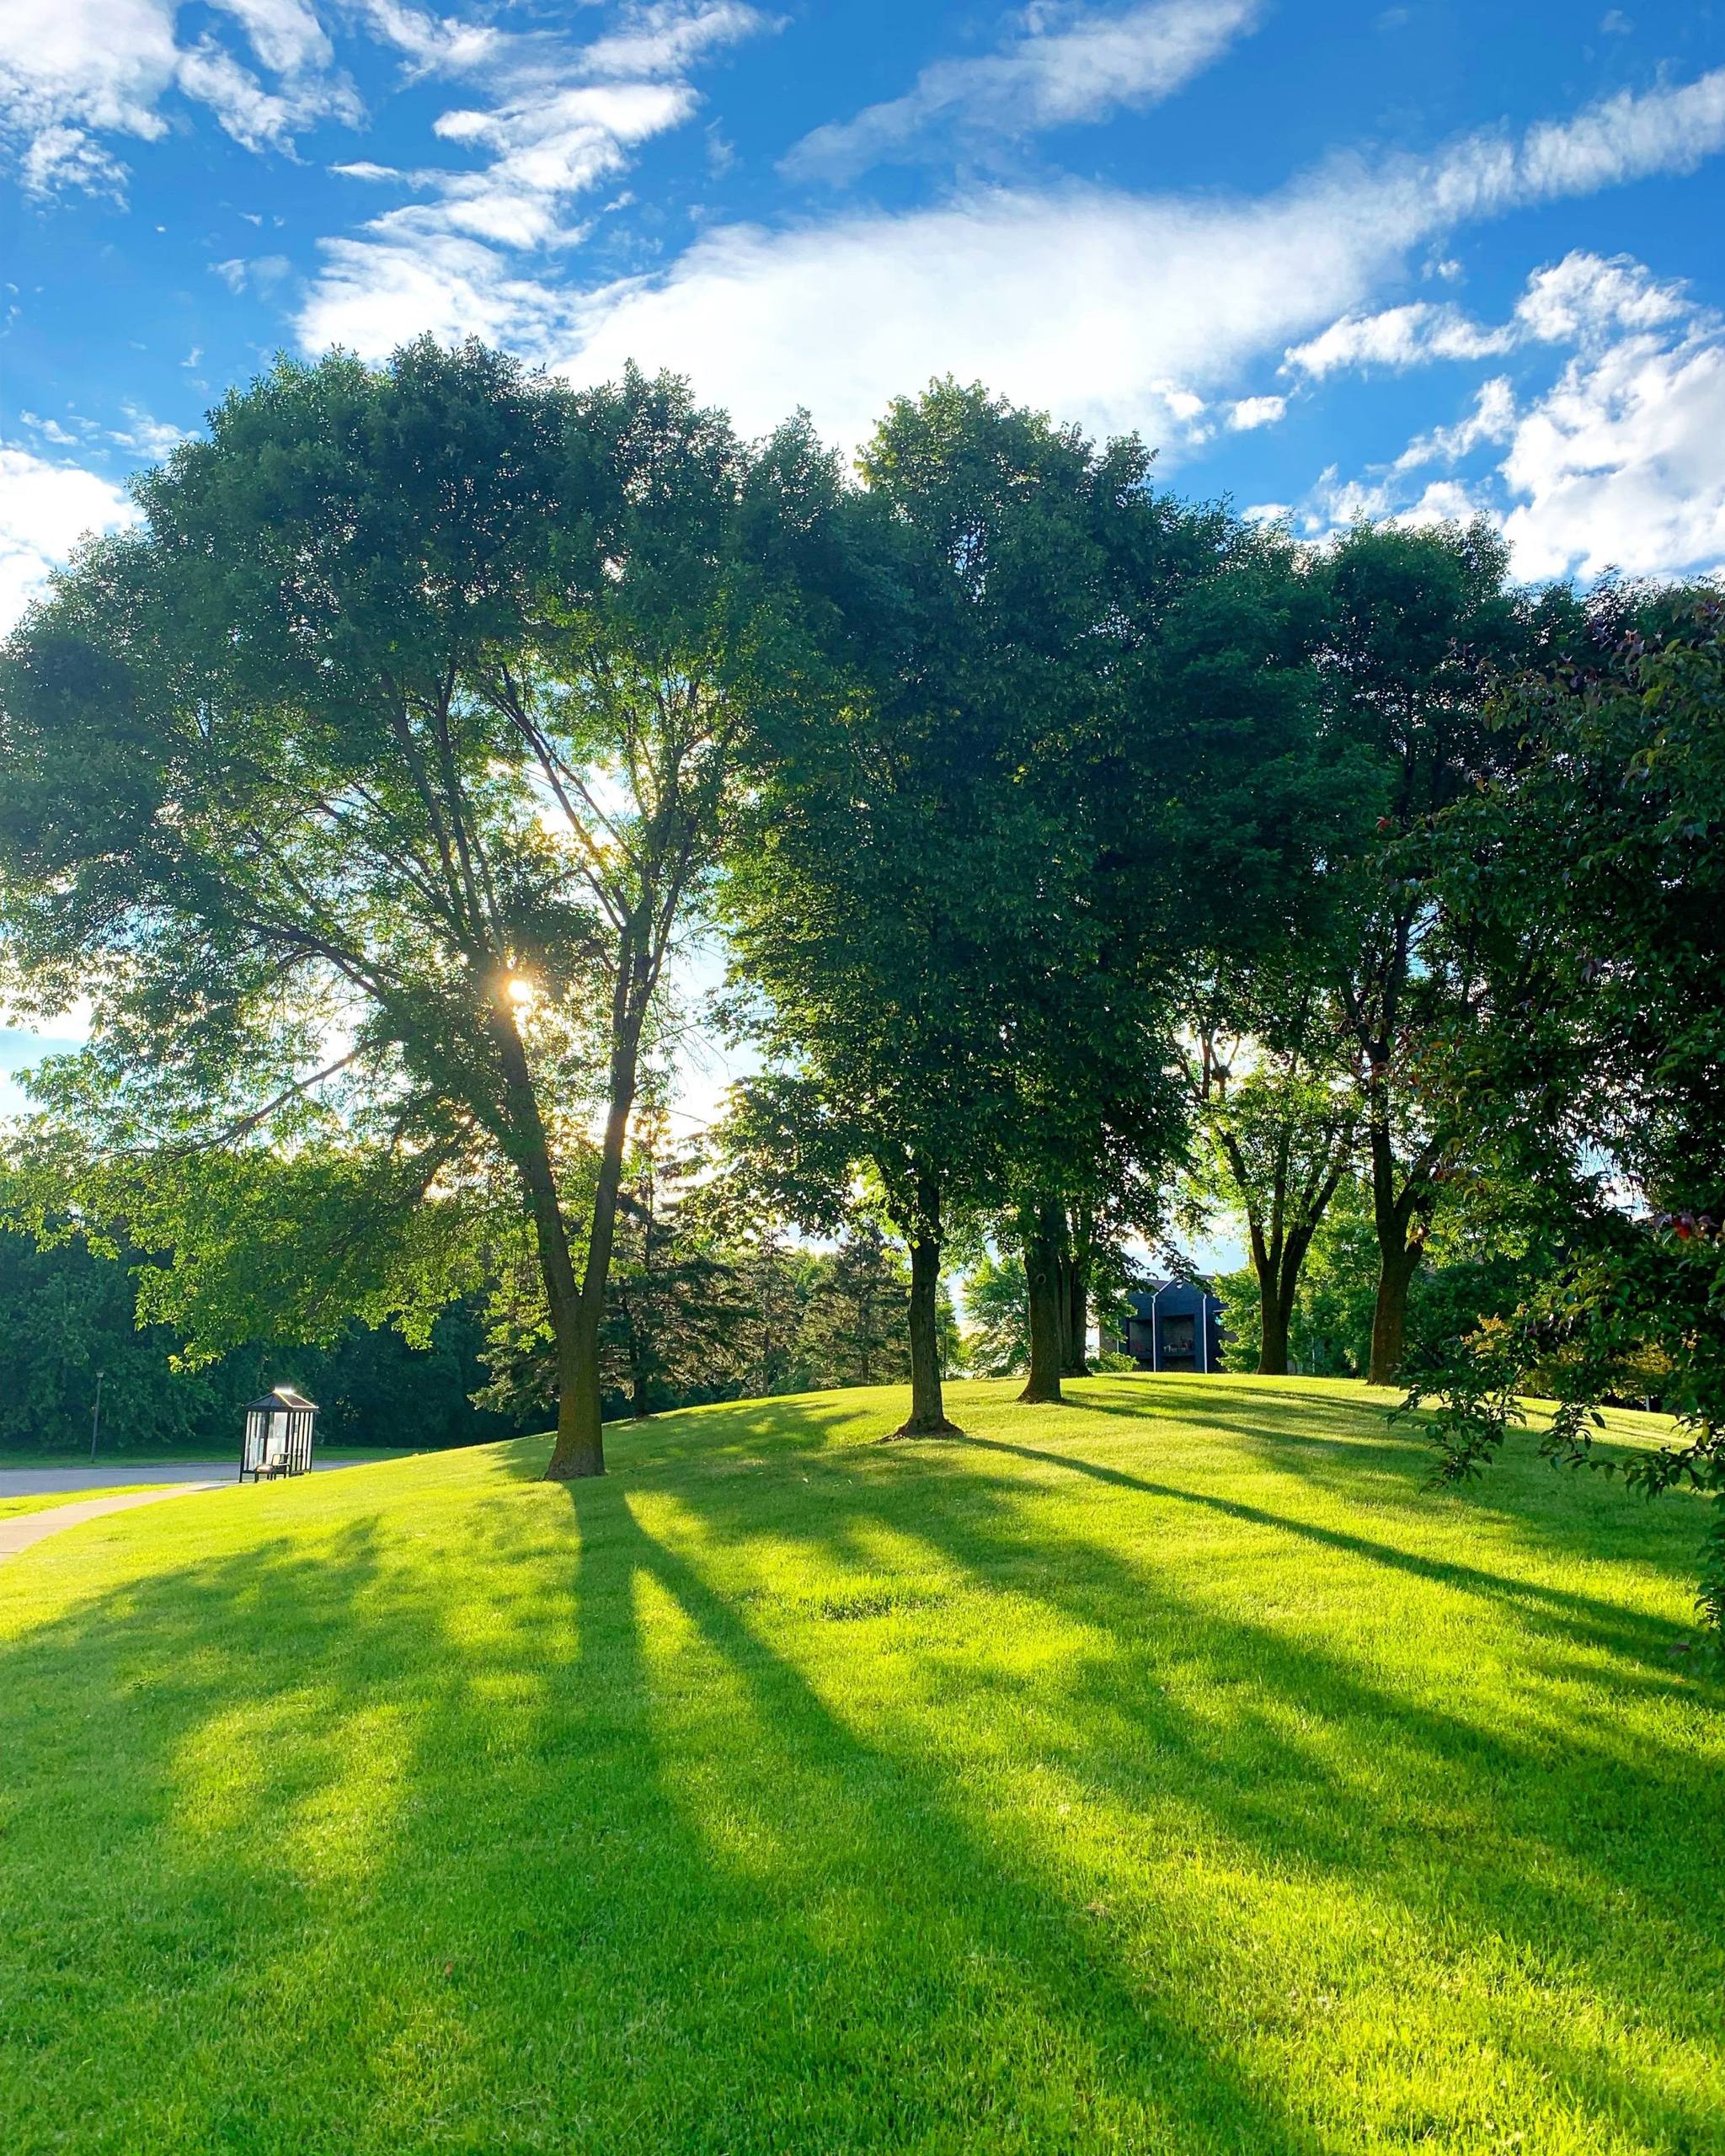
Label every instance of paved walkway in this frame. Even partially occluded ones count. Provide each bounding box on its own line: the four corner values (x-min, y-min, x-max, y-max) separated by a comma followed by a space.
0, 1482, 223, 1559
0, 1459, 351, 1499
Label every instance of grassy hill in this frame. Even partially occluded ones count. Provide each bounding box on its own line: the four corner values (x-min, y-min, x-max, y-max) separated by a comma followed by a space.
2, 1375, 1721, 2155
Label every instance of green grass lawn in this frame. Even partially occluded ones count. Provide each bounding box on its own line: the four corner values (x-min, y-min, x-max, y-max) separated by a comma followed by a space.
2, 1375, 1721, 2155
0, 1484, 162, 1520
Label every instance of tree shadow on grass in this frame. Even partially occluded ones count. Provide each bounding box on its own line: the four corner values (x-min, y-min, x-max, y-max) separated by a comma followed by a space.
3, 1415, 1722, 2153
951, 1432, 1695, 1664
629, 1412, 1725, 2143
0, 1463, 1327, 2156
1010, 1375, 1710, 1583
555, 1481, 1327, 2155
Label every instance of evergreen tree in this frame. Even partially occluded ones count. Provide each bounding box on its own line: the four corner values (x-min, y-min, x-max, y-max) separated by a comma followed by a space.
799, 1225, 911, 1390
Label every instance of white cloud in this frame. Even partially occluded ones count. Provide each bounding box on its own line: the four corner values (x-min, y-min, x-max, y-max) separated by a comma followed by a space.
1284, 301, 1513, 376
1228, 393, 1286, 430
579, 3, 777, 83
173, 35, 293, 149
304, 80, 698, 344
0, 447, 136, 637
1391, 375, 1516, 470
0, 0, 177, 138
19, 121, 131, 197
786, 0, 1261, 182
302, 226, 578, 354
0, 0, 358, 192
174, 32, 359, 152
1513, 68, 1725, 199
1303, 465, 1482, 535
211, 0, 332, 78
0, 0, 174, 195
430, 81, 694, 235
1287, 244, 1709, 385
349, 0, 505, 77
1501, 302, 1725, 582
1513, 248, 1690, 344
548, 179, 1403, 450
107, 406, 190, 458
18, 411, 81, 446
1298, 252, 1725, 584
503, 67, 1725, 455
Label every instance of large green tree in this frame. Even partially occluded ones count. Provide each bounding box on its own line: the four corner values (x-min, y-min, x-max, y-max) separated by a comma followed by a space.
1312, 519, 1543, 1383
799, 1225, 914, 1390
960, 1248, 1032, 1378
1010, 494, 1359, 1405
721, 382, 1160, 1433
1408, 600, 1725, 1636
728, 382, 1338, 1418
0, 341, 822, 1479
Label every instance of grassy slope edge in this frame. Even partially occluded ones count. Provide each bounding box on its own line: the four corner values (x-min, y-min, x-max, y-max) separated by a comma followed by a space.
1, 1374, 1720, 2156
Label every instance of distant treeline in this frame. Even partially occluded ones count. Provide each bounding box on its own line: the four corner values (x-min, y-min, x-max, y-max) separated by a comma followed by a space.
0, 1214, 955, 1454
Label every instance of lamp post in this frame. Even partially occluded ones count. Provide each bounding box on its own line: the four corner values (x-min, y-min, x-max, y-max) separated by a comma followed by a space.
1148, 1283, 1165, 1373
89, 1369, 105, 1463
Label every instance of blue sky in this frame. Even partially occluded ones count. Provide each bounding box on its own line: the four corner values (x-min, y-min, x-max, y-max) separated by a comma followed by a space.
3, 0, 1725, 633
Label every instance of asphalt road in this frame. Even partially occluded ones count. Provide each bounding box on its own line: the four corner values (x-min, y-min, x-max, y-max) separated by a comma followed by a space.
0, 1459, 350, 1498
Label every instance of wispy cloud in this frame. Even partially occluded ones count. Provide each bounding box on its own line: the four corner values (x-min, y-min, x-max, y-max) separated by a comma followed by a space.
784, 0, 1261, 184
0, 0, 758, 200
303, 4, 776, 353
174, 31, 359, 153
208, 251, 293, 292
580, 3, 779, 82
1391, 376, 1516, 471
1284, 302, 1514, 376
211, 0, 333, 78
521, 65, 1725, 454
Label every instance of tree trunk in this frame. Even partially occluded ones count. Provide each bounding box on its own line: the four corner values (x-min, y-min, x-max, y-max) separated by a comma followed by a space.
895, 1230, 959, 1437
1256, 1222, 1320, 1380
1061, 1237, 1091, 1376
1368, 1240, 1421, 1386
550, 1296, 607, 1478
545, 963, 649, 1481
1363, 1096, 1425, 1389
629, 1325, 649, 1419
1018, 1200, 1065, 1406
1258, 1286, 1292, 1377
486, 995, 606, 1480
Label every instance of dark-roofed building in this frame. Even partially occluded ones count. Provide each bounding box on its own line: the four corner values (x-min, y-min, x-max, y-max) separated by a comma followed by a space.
1104, 1280, 1224, 1373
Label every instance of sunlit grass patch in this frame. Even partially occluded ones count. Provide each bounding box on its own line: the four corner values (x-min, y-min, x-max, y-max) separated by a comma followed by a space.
0, 1376, 1720, 2154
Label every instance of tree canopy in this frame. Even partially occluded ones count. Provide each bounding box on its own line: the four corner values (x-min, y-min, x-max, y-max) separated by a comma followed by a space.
0, 341, 830, 1478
